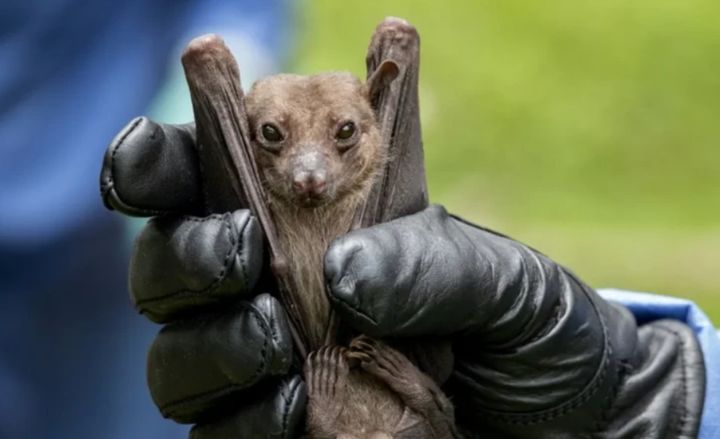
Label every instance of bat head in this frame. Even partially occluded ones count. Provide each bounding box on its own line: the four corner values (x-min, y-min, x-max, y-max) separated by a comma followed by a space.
245, 61, 399, 208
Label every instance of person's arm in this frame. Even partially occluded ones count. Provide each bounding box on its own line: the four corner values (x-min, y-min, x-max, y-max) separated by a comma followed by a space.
325, 206, 706, 438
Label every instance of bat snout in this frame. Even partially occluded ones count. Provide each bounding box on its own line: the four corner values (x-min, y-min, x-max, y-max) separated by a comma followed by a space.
290, 150, 331, 204
293, 171, 327, 197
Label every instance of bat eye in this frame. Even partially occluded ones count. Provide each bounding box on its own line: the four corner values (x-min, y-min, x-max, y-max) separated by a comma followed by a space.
336, 122, 356, 140
261, 123, 284, 142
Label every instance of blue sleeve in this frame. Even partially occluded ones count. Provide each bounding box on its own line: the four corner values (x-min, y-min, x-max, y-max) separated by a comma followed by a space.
598, 289, 720, 439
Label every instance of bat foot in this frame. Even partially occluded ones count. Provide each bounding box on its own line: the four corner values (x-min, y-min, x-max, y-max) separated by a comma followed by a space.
304, 345, 349, 436
349, 336, 420, 393
348, 336, 458, 437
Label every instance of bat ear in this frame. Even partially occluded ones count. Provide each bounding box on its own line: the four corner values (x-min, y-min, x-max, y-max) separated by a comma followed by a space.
367, 60, 400, 102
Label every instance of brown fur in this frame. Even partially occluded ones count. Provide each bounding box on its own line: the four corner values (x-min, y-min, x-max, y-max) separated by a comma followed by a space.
245, 72, 456, 438
268, 200, 360, 346
305, 338, 458, 439
246, 72, 386, 349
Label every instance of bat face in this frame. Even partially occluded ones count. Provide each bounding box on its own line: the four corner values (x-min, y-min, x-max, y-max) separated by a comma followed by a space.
245, 72, 386, 209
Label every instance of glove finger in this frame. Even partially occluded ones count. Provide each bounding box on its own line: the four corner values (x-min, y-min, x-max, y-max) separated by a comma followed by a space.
130, 209, 264, 323
100, 116, 203, 216
148, 294, 293, 424
189, 375, 306, 439
324, 205, 492, 337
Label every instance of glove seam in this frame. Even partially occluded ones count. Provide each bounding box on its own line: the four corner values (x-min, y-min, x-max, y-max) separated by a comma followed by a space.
135, 213, 247, 310
280, 377, 303, 437
264, 298, 282, 348
101, 117, 169, 216
327, 290, 379, 328
100, 117, 142, 196
592, 361, 630, 434
651, 324, 689, 437
159, 304, 272, 417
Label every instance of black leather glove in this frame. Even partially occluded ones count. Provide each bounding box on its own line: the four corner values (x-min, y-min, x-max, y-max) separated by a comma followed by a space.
324, 206, 706, 438
103, 117, 706, 439
100, 117, 305, 438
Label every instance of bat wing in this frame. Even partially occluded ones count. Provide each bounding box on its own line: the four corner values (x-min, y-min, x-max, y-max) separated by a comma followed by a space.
182, 34, 310, 355
359, 18, 427, 228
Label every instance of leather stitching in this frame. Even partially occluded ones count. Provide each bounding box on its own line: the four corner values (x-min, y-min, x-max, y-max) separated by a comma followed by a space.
171, 214, 224, 223
263, 297, 283, 350
100, 117, 142, 195
268, 305, 280, 343
593, 361, 630, 434
101, 117, 167, 216
280, 378, 302, 438
327, 290, 379, 327
136, 213, 249, 309
653, 325, 688, 437
159, 304, 271, 416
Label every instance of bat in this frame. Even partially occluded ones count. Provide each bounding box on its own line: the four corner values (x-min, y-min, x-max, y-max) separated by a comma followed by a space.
181, 17, 427, 358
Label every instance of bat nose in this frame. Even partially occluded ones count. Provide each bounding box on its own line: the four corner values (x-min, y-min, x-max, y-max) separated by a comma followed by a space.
293, 171, 327, 196
292, 150, 328, 197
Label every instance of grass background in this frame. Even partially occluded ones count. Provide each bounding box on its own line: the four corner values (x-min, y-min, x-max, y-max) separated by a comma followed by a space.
290, 0, 720, 321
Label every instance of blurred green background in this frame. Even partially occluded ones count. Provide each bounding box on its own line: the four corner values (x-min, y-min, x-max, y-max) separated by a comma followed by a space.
292, 0, 719, 321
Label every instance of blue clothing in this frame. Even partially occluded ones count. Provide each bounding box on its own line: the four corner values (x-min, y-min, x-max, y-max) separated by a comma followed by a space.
0, 0, 189, 246
0, 1, 289, 438
599, 289, 720, 439
0, 0, 289, 246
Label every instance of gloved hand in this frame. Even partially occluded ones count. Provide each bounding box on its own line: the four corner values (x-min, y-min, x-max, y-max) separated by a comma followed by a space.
100, 117, 305, 438
102, 117, 706, 439
324, 206, 706, 438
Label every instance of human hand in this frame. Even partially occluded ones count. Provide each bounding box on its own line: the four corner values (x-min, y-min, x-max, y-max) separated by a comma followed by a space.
101, 117, 305, 438
324, 205, 705, 437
